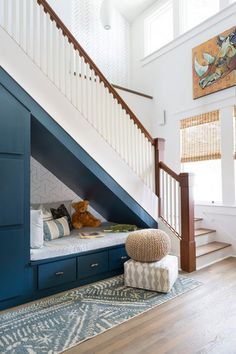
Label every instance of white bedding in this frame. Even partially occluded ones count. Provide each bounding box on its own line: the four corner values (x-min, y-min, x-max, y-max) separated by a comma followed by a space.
30, 224, 130, 261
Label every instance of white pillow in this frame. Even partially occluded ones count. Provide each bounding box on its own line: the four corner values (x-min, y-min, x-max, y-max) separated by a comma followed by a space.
30, 209, 44, 249
41, 207, 53, 221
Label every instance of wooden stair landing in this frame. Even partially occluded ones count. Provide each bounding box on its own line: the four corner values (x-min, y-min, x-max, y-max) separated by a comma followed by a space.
196, 242, 231, 258
195, 228, 216, 237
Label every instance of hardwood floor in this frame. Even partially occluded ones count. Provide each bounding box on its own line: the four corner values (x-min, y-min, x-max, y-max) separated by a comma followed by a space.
64, 257, 236, 354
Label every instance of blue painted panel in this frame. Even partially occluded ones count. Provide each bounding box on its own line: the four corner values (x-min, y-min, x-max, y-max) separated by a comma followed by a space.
38, 258, 76, 290
109, 247, 129, 271
77, 251, 108, 279
0, 83, 30, 305
0, 228, 24, 301
0, 84, 27, 154
0, 157, 24, 226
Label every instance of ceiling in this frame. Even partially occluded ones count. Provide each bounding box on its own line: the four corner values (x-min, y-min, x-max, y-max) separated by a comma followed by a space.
113, 0, 157, 22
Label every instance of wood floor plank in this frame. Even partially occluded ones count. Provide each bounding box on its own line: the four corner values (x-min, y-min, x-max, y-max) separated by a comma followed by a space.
64, 257, 236, 354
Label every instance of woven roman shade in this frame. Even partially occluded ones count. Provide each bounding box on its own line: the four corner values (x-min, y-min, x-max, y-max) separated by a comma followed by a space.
234, 106, 236, 159
180, 110, 221, 163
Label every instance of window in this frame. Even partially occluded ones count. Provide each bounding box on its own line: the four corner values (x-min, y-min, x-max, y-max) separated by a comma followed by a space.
143, 0, 234, 56
144, 0, 173, 56
181, 111, 222, 202
179, 0, 220, 34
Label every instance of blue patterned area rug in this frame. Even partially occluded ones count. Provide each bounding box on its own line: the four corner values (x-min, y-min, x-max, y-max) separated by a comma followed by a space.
0, 275, 201, 354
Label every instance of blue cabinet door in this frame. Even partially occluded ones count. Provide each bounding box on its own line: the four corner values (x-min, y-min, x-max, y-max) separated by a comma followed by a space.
0, 158, 24, 226
0, 85, 30, 303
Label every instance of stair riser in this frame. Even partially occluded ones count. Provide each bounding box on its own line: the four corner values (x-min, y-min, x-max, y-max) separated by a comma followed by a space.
195, 234, 216, 247
196, 246, 232, 269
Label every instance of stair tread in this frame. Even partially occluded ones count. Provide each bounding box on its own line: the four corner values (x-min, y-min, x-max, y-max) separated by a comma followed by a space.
195, 228, 216, 237
194, 217, 203, 222
196, 241, 231, 258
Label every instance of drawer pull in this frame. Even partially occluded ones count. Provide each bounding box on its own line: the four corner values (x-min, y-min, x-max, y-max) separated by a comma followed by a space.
55, 271, 64, 276
121, 256, 128, 260
90, 263, 99, 268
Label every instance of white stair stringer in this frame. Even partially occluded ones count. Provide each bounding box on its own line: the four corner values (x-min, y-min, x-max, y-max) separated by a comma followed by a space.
0, 26, 158, 220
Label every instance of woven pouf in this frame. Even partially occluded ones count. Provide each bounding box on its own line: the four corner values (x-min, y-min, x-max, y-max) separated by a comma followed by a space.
125, 229, 171, 262
124, 255, 178, 293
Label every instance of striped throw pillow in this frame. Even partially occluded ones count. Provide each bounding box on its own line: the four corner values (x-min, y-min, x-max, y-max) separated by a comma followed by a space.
43, 216, 70, 241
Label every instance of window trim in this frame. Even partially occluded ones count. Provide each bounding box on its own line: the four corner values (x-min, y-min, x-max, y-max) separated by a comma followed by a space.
142, 0, 236, 65
144, 0, 174, 57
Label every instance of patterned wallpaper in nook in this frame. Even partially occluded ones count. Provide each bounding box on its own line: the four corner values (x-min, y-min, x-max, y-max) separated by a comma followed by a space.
72, 0, 130, 86
30, 157, 105, 220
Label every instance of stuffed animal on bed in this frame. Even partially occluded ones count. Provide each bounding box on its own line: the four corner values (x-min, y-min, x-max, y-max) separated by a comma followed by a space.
71, 200, 101, 229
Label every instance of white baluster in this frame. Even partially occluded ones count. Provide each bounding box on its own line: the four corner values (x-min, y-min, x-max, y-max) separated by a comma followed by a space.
75, 52, 81, 111
64, 37, 68, 96
86, 64, 92, 124
11, 0, 17, 40
39, 5, 47, 74
3, 0, 9, 31
53, 21, 59, 87
95, 75, 102, 132
170, 176, 173, 227
106, 91, 113, 145
71, 45, 76, 107
47, 13, 54, 81
58, 29, 65, 94
33, 1, 41, 67
19, 0, 26, 51
81, 57, 87, 117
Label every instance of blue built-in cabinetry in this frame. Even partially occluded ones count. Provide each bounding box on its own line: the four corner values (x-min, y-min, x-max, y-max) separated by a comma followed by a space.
0, 67, 157, 310
0, 84, 30, 305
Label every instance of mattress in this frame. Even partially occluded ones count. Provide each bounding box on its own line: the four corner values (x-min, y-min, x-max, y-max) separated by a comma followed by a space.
30, 223, 130, 261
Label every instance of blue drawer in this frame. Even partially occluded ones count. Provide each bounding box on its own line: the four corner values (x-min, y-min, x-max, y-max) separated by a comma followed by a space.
77, 251, 108, 279
38, 258, 76, 290
109, 247, 129, 271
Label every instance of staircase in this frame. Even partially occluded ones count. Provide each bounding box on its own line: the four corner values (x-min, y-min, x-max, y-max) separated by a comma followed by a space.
0, 0, 199, 272
194, 218, 231, 269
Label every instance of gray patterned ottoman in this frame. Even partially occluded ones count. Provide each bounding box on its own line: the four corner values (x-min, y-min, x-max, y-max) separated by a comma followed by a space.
124, 255, 178, 293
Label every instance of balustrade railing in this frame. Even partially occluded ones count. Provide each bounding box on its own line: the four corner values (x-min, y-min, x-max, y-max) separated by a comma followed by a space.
0, 0, 155, 192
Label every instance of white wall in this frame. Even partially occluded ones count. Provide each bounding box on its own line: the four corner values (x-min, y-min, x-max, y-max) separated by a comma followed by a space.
131, 3, 236, 192
72, 0, 130, 86
116, 88, 155, 134
195, 204, 236, 255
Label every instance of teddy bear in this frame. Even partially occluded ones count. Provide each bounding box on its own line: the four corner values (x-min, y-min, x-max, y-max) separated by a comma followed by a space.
71, 200, 101, 229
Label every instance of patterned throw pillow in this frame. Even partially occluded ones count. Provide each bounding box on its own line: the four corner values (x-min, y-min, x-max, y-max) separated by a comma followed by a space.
50, 204, 73, 230
43, 216, 70, 241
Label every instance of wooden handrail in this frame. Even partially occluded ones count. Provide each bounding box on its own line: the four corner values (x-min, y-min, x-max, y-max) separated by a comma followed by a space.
37, 0, 154, 145
112, 84, 153, 100
159, 161, 180, 182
